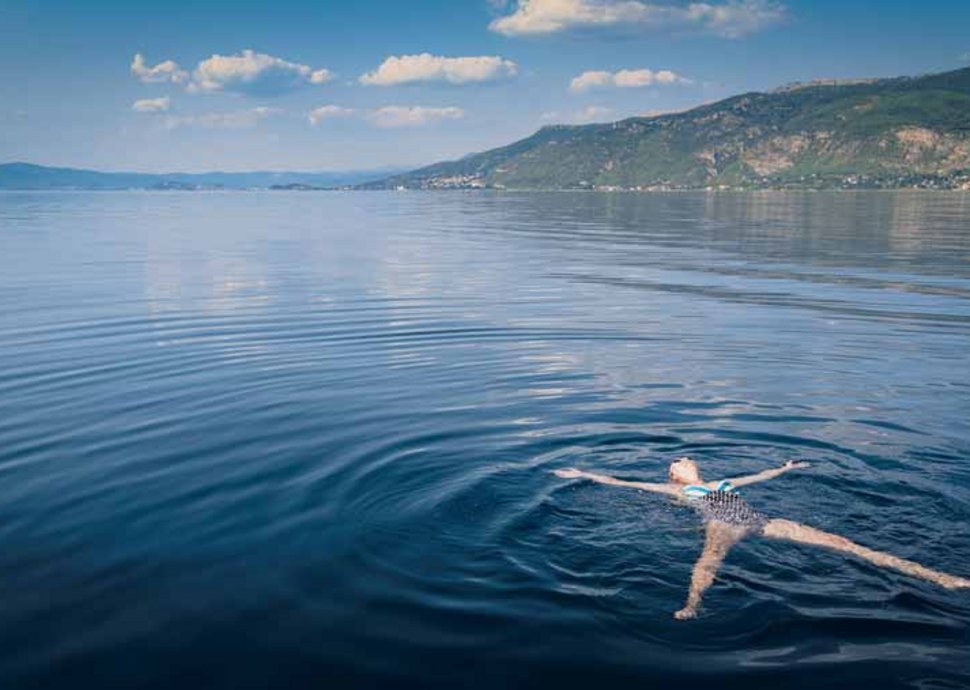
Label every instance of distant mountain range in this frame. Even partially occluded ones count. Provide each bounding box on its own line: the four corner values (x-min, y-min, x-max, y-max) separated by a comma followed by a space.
0, 163, 403, 190
364, 67, 970, 191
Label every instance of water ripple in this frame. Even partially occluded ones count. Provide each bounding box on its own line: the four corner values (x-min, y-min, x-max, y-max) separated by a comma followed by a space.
0, 191, 969, 688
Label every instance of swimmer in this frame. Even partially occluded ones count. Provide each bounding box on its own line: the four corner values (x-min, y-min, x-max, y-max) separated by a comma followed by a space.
554, 458, 970, 620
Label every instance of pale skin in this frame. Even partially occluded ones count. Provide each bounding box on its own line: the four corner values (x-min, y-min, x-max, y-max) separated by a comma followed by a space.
554, 458, 970, 620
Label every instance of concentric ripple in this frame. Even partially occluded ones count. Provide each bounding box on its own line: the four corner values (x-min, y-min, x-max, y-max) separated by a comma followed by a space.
0, 190, 969, 689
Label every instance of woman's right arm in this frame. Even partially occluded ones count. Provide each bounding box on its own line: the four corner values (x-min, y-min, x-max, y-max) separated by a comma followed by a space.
554, 468, 677, 495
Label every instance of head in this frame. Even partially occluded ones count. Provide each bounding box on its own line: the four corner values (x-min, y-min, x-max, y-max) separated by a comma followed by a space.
668, 457, 702, 485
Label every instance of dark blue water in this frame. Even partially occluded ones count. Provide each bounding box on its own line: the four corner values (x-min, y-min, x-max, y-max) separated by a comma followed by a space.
1, 191, 969, 689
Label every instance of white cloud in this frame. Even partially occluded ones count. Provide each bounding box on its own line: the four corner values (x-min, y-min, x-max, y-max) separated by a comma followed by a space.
360, 53, 518, 86
132, 96, 171, 113
188, 50, 332, 96
309, 105, 356, 125
131, 53, 188, 84
490, 0, 785, 38
642, 106, 689, 117
570, 68, 687, 92
309, 105, 465, 127
367, 106, 465, 128
617, 68, 683, 86
569, 71, 613, 92
540, 105, 614, 124
163, 106, 282, 129
685, 0, 785, 37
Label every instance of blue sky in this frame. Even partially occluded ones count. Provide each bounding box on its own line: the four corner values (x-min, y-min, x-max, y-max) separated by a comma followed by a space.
1, 0, 967, 172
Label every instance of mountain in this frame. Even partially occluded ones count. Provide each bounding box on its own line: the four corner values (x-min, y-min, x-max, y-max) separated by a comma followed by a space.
364, 67, 970, 191
0, 163, 403, 190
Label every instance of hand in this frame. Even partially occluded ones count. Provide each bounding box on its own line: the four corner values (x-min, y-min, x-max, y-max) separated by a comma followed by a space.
783, 460, 810, 471
674, 606, 697, 620
941, 575, 970, 590
554, 468, 586, 479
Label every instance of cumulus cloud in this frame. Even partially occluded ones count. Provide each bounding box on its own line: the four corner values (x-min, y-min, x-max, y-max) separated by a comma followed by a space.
490, 0, 785, 38
569, 71, 613, 92
685, 0, 786, 37
367, 106, 465, 128
360, 53, 518, 86
570, 68, 687, 92
309, 105, 356, 125
163, 106, 282, 129
131, 53, 188, 84
540, 105, 615, 124
132, 96, 171, 113
188, 50, 332, 96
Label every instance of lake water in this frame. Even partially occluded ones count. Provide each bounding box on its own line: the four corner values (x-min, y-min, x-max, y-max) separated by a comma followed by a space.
1, 191, 969, 689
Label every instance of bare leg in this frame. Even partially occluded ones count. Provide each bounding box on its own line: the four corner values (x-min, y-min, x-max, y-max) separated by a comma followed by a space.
675, 522, 748, 620
762, 519, 970, 590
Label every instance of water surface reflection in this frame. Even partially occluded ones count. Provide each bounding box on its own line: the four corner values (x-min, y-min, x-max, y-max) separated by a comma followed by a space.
0, 190, 968, 689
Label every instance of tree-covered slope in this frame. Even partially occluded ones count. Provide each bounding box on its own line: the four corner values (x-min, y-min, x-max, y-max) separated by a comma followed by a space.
366, 67, 970, 190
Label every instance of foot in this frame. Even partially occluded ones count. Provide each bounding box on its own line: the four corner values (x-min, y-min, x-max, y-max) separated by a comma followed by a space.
674, 607, 698, 620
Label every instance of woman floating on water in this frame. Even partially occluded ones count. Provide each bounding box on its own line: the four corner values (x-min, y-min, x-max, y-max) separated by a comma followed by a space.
554, 458, 970, 620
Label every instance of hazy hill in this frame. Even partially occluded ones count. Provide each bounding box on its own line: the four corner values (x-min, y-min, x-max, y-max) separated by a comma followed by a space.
0, 163, 402, 190
365, 67, 970, 190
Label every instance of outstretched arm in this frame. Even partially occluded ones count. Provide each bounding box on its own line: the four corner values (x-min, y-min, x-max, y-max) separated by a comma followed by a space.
553, 468, 677, 495
727, 460, 809, 488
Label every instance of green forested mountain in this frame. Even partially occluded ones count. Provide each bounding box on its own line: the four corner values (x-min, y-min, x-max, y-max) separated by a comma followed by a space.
367, 67, 970, 190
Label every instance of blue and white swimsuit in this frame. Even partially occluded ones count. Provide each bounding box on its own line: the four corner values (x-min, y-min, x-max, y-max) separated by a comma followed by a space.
683, 480, 768, 530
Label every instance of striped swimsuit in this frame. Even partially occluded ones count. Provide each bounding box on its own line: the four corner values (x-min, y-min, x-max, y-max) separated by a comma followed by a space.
683, 480, 767, 530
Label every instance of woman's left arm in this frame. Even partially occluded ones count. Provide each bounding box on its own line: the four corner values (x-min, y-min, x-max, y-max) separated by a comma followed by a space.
727, 461, 809, 488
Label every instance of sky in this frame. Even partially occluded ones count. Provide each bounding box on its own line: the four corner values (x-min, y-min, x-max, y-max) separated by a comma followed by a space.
0, 0, 968, 172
